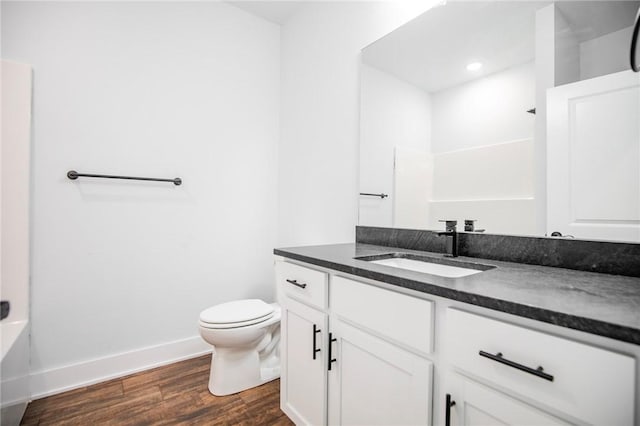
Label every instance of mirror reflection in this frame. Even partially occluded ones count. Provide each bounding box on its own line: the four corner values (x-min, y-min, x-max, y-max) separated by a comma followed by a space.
359, 1, 640, 243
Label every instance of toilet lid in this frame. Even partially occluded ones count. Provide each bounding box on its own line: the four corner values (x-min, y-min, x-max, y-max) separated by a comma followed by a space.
199, 299, 275, 325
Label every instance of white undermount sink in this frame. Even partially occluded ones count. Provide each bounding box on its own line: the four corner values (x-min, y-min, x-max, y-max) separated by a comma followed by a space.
357, 254, 494, 278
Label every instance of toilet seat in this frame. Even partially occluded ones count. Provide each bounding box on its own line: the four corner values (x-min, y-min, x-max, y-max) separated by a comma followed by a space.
199, 313, 274, 329
200, 299, 275, 329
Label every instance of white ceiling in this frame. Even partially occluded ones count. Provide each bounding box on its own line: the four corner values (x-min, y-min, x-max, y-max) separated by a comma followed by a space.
362, 1, 640, 94
227, 1, 307, 25
556, 1, 640, 42
362, 1, 547, 93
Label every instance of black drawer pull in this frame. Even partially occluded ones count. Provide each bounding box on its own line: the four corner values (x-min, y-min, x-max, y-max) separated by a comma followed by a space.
479, 350, 554, 382
312, 324, 321, 360
445, 394, 456, 426
328, 332, 337, 371
286, 279, 307, 289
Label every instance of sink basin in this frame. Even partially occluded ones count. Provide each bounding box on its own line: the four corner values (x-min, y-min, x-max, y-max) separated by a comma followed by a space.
355, 253, 495, 278
370, 258, 481, 278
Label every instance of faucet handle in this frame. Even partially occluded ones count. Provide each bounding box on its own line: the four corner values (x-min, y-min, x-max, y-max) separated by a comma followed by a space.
438, 220, 457, 232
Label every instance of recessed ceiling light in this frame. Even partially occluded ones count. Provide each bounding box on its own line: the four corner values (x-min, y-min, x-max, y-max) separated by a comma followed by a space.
466, 62, 482, 71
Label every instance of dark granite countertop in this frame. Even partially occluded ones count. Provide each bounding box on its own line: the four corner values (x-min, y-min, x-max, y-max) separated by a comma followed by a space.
274, 243, 640, 345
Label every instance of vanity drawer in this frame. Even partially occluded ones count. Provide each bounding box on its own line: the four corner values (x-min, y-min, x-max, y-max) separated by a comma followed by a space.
446, 308, 635, 425
331, 276, 433, 354
276, 260, 328, 309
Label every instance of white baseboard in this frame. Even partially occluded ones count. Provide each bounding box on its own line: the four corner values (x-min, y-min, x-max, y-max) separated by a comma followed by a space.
30, 336, 211, 399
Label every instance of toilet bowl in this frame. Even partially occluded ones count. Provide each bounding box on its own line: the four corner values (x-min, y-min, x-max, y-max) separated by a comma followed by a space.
199, 299, 281, 396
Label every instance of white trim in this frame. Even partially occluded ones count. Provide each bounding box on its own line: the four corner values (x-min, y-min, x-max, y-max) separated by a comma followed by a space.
29, 336, 211, 399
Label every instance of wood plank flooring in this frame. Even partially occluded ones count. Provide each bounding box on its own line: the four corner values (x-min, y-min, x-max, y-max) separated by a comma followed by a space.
21, 355, 293, 425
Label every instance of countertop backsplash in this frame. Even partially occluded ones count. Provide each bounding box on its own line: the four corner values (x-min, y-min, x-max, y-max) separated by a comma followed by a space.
356, 226, 640, 277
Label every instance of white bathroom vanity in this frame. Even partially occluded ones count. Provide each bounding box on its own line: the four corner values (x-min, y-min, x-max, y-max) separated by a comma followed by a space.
274, 243, 639, 426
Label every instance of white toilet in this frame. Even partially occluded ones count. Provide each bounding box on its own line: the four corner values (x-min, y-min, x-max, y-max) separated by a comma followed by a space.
198, 299, 281, 396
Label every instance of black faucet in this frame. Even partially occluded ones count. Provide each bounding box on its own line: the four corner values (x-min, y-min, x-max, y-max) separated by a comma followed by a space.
437, 231, 458, 257
437, 220, 458, 257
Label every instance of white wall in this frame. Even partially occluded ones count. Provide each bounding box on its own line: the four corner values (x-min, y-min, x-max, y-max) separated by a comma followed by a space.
359, 64, 431, 227
390, 62, 536, 234
2, 1, 280, 396
553, 6, 580, 87
431, 62, 535, 153
278, 1, 439, 247
580, 26, 634, 81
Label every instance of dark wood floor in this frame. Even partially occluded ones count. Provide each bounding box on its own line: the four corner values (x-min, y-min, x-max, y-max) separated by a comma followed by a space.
21, 355, 293, 425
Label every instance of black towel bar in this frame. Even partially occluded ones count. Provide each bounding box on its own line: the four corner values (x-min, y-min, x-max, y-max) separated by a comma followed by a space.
360, 192, 388, 199
67, 170, 182, 186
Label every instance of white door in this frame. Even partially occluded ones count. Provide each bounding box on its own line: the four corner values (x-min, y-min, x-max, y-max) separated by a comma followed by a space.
327, 319, 432, 426
447, 375, 569, 426
547, 70, 640, 242
280, 297, 327, 426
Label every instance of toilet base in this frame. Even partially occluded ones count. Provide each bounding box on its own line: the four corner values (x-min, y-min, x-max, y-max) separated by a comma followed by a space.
208, 348, 281, 396
199, 302, 281, 396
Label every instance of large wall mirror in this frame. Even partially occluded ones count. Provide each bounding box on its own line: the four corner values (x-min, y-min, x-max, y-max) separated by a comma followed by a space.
359, 1, 640, 243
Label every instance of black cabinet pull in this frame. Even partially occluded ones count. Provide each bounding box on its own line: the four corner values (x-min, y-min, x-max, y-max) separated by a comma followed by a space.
286, 279, 307, 289
328, 332, 337, 371
445, 393, 456, 426
312, 324, 321, 360
479, 350, 554, 382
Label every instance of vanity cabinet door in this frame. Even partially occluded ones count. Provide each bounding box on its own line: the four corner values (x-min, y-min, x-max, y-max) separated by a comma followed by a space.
327, 318, 432, 426
280, 297, 328, 426
446, 375, 569, 426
